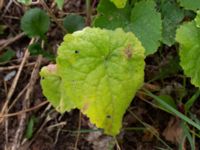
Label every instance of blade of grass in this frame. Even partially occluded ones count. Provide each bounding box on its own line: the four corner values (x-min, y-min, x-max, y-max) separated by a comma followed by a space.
185, 89, 200, 113
155, 147, 171, 150
124, 127, 145, 131
181, 122, 195, 150
143, 88, 200, 131
189, 112, 200, 125
179, 136, 186, 150
128, 109, 173, 150
61, 128, 102, 134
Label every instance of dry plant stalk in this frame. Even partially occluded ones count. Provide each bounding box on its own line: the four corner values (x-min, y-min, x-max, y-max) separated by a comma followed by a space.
11, 55, 43, 150
0, 38, 35, 123
0, 32, 25, 51
0, 38, 35, 150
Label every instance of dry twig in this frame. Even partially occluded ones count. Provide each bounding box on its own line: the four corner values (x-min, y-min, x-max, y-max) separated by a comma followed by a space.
0, 32, 25, 51
0, 101, 48, 118
74, 111, 82, 150
39, 0, 67, 33
0, 38, 34, 122
0, 38, 34, 149
11, 55, 43, 150
0, 62, 35, 71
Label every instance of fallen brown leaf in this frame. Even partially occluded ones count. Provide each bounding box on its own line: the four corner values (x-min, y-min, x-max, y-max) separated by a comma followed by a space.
162, 117, 183, 144
0, 0, 4, 10
86, 124, 114, 150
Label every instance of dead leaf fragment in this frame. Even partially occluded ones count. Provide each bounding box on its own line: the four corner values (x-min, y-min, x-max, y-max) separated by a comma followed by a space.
142, 126, 159, 142
162, 117, 183, 144
86, 125, 114, 150
0, 0, 4, 10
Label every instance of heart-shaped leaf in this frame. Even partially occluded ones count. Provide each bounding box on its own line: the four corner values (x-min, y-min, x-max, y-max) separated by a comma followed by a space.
40, 27, 145, 135
20, 8, 50, 37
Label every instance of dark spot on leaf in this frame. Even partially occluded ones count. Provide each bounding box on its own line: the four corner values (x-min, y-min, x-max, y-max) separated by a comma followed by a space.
106, 115, 111, 119
124, 44, 133, 59
75, 50, 79, 54
41, 77, 44, 80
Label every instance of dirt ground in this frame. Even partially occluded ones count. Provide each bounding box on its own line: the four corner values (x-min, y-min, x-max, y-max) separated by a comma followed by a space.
1, 0, 200, 150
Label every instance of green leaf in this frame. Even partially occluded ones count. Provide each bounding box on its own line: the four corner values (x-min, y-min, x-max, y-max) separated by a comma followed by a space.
0, 24, 7, 35
129, 0, 162, 55
93, 0, 162, 56
63, 14, 85, 33
156, 95, 176, 113
40, 27, 145, 135
195, 10, 200, 28
110, 0, 127, 8
144, 89, 200, 131
17, 0, 31, 5
55, 0, 64, 9
93, 0, 131, 29
176, 21, 200, 87
25, 116, 35, 139
177, 0, 200, 11
158, 95, 176, 108
0, 49, 15, 63
20, 8, 50, 37
158, 0, 184, 46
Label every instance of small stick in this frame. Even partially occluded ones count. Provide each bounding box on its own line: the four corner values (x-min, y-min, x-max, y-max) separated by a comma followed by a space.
1, 39, 34, 150
74, 111, 82, 150
86, 0, 91, 26
2, 15, 20, 20
39, 0, 67, 33
0, 38, 34, 123
0, 101, 49, 118
0, 62, 35, 71
11, 55, 43, 150
7, 83, 30, 112
114, 137, 121, 150
0, 32, 25, 51
1, 0, 13, 16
